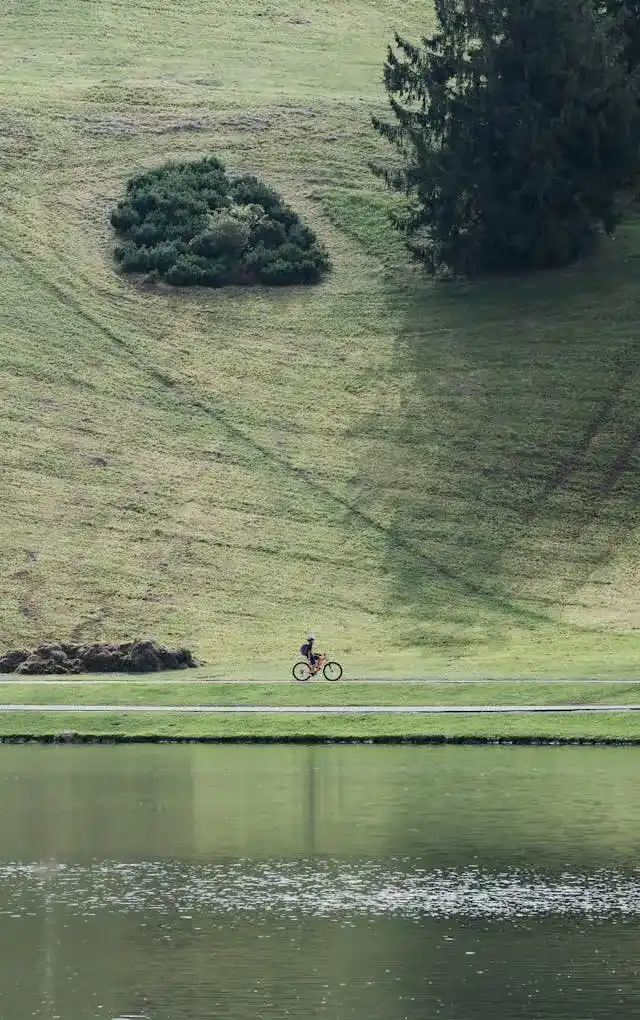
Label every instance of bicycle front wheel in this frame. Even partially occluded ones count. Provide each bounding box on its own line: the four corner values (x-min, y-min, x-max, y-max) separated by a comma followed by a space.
293, 661, 312, 682
323, 661, 343, 681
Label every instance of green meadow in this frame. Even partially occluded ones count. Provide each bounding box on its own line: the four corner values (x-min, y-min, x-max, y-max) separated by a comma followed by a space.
2, 0, 640, 679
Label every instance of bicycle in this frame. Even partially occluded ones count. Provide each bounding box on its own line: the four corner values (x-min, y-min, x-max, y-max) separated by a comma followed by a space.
292, 654, 343, 682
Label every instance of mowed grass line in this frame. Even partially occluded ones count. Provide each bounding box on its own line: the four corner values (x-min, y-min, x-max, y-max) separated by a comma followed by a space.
2, 712, 640, 741
1, 0, 640, 676
1, 681, 640, 707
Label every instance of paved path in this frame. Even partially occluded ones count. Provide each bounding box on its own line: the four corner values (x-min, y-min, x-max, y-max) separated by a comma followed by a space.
0, 678, 637, 685
1, 704, 640, 714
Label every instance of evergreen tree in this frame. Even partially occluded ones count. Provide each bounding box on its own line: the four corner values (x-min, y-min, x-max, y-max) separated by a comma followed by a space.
602, 0, 640, 75
373, 0, 640, 276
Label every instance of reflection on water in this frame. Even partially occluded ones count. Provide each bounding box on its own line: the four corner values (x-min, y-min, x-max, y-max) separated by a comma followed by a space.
4, 859, 640, 919
0, 744, 640, 1019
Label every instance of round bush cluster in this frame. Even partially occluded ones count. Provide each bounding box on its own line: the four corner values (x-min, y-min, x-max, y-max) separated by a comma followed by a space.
110, 156, 330, 287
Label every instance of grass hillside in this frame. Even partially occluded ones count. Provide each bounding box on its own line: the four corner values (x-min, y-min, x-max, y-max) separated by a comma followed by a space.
1, 0, 639, 678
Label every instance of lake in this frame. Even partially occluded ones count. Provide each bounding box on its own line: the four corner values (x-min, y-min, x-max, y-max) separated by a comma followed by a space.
1, 743, 639, 1019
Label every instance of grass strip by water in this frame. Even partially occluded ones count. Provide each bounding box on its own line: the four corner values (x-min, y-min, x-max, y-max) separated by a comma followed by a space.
2, 711, 640, 741
0, 681, 639, 706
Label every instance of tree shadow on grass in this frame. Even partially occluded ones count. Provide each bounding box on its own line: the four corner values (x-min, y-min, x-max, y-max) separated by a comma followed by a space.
350, 204, 640, 651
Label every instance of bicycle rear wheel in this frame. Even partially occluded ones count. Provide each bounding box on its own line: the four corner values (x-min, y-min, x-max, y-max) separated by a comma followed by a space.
323, 661, 343, 681
293, 661, 312, 681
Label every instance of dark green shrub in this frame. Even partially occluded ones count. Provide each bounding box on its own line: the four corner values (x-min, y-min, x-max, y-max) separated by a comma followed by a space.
115, 242, 153, 274
256, 259, 295, 285
272, 204, 299, 230
111, 205, 141, 232
242, 242, 272, 272
111, 157, 330, 287
190, 214, 250, 258
288, 222, 316, 248
147, 241, 183, 275
229, 175, 282, 212
164, 253, 206, 287
252, 217, 288, 249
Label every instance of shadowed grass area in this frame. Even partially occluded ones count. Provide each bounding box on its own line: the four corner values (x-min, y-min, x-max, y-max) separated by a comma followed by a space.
1, 0, 640, 678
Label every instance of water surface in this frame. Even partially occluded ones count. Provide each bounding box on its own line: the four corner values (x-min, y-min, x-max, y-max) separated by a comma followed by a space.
1, 744, 639, 1019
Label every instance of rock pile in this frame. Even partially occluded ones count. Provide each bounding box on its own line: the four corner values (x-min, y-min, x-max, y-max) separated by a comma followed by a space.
0, 640, 199, 676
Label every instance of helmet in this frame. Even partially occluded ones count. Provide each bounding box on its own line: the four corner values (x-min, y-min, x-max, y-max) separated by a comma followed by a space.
306, 632, 315, 640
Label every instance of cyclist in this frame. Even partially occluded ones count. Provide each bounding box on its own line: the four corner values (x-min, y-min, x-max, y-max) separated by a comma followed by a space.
300, 633, 320, 672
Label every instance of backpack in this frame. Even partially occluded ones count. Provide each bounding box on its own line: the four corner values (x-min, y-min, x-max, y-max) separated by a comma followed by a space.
300, 643, 309, 656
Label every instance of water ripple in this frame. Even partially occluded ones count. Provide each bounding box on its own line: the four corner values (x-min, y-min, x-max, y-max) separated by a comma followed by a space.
1, 860, 639, 919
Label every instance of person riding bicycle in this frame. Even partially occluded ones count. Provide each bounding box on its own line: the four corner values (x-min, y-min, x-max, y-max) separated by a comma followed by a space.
300, 633, 320, 672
